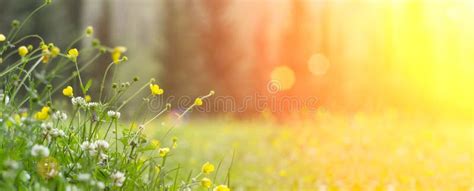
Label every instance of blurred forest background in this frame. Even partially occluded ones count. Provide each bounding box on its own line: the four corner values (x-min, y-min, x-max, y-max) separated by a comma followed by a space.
1, 0, 472, 120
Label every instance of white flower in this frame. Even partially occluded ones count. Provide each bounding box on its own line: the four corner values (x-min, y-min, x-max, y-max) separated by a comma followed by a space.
80, 141, 97, 156
86, 102, 99, 108
95, 140, 109, 150
31, 145, 49, 157
110, 171, 126, 187
77, 173, 91, 182
52, 111, 67, 121
71, 97, 86, 107
107, 110, 120, 119
50, 128, 66, 138
4, 159, 19, 170
19, 171, 30, 182
65, 185, 80, 191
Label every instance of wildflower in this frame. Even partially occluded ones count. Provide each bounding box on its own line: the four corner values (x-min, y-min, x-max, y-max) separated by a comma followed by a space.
62, 86, 74, 97
77, 173, 91, 182
31, 145, 50, 157
67, 48, 79, 61
18, 46, 28, 57
85, 26, 94, 36
149, 83, 164, 95
95, 140, 109, 150
34, 106, 50, 120
151, 139, 160, 148
107, 110, 121, 119
50, 46, 60, 58
19, 171, 30, 182
80, 141, 98, 156
41, 50, 50, 63
194, 98, 203, 106
86, 102, 99, 109
201, 162, 215, 174
213, 185, 230, 191
93, 181, 105, 189
71, 97, 86, 107
201, 177, 212, 188
159, 147, 170, 157
85, 95, 91, 102
111, 46, 127, 64
0, 34, 5, 42
52, 111, 67, 121
110, 171, 126, 187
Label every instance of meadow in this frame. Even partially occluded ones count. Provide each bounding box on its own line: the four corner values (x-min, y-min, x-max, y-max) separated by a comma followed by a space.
158, 113, 473, 191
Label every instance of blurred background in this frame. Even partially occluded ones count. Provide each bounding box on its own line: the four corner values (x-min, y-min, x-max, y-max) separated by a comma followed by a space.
2, 0, 472, 120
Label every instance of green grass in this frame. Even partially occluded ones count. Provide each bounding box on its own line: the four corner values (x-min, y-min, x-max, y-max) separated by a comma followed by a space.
151, 114, 473, 191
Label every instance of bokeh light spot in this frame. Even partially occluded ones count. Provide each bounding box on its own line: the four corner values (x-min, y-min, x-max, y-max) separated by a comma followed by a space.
308, 53, 330, 76
270, 66, 295, 91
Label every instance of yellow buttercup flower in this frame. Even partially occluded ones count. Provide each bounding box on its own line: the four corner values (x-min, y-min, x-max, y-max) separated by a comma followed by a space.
34, 106, 50, 120
151, 139, 161, 149
201, 178, 212, 188
41, 50, 50, 63
194, 98, 203, 106
67, 48, 79, 61
0, 34, 5, 42
159, 147, 170, 157
62, 86, 74, 97
85, 95, 91, 102
201, 162, 215, 174
18, 46, 28, 57
51, 46, 60, 58
111, 46, 127, 64
213, 185, 230, 191
149, 84, 164, 96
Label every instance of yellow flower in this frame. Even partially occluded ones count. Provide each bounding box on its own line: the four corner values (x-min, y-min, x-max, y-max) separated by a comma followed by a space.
201, 178, 212, 188
51, 46, 60, 58
0, 34, 5, 42
34, 106, 50, 120
194, 98, 203, 106
151, 139, 161, 149
14, 114, 21, 123
111, 46, 127, 64
213, 185, 230, 191
159, 147, 170, 157
201, 162, 215, 174
18, 46, 28, 57
85, 95, 91, 102
41, 50, 50, 63
67, 48, 79, 61
62, 86, 74, 97
149, 84, 164, 96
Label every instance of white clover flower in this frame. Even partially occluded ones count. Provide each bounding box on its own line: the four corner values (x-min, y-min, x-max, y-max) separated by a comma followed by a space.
107, 110, 120, 119
86, 102, 99, 108
80, 141, 98, 156
95, 140, 109, 150
52, 111, 67, 121
95, 181, 105, 189
19, 171, 30, 182
77, 173, 91, 182
4, 159, 19, 170
71, 97, 86, 107
50, 128, 66, 138
41, 122, 53, 130
31, 145, 49, 157
110, 171, 126, 187
65, 185, 80, 191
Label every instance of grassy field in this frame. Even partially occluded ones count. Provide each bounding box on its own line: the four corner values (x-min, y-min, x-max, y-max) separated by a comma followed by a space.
147, 113, 473, 191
